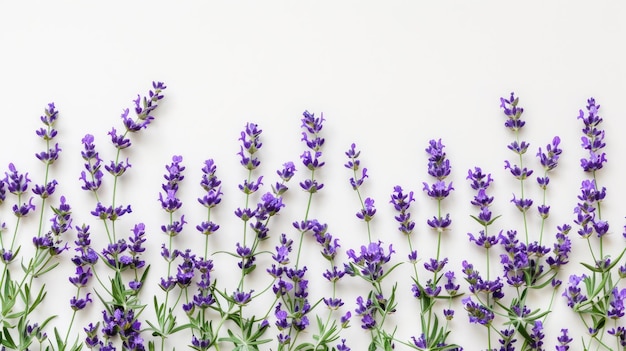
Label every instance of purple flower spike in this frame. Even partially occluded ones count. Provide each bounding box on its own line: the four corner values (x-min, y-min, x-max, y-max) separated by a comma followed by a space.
563, 274, 588, 308
578, 97, 607, 172
607, 287, 626, 319
556, 329, 572, 351
36, 103, 59, 137
356, 197, 376, 222
300, 110, 326, 196
537, 136, 562, 171
390, 185, 415, 235
107, 127, 131, 150
425, 139, 451, 180
5, 163, 31, 195
13, 197, 35, 217
70, 293, 92, 311
462, 296, 494, 326
237, 122, 263, 170
500, 92, 526, 131
135, 81, 166, 119
232, 289, 254, 306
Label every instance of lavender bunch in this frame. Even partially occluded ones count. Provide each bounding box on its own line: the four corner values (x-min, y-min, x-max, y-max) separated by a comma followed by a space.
404, 139, 461, 351
213, 122, 285, 350
481, 92, 571, 350
0, 103, 76, 351
344, 143, 400, 350
145, 154, 193, 351
78, 82, 166, 351
462, 167, 502, 351
180, 158, 222, 350
564, 97, 626, 351
275, 110, 350, 351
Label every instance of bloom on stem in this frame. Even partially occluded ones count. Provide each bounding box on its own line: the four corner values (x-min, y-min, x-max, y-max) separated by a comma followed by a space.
356, 197, 376, 222
238, 122, 263, 170
537, 136, 562, 171
500, 92, 525, 131
578, 97, 607, 172
300, 110, 325, 176
390, 185, 415, 235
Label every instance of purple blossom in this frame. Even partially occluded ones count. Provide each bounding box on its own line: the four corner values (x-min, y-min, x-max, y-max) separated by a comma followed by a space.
107, 127, 131, 149
390, 185, 415, 235
105, 158, 132, 177
345, 143, 369, 190
239, 176, 264, 195
79, 134, 103, 192
160, 216, 186, 237
546, 225, 572, 268
35, 143, 62, 165
444, 271, 460, 295
322, 266, 345, 282
13, 197, 35, 217
337, 339, 350, 351
4, 163, 30, 195
238, 122, 262, 170
462, 296, 494, 326
507, 140, 530, 155
468, 230, 499, 249
578, 97, 607, 172
424, 257, 448, 273
537, 136, 562, 171
562, 274, 588, 308
91, 203, 132, 221
504, 160, 533, 180
423, 180, 454, 200
301, 110, 325, 147
70, 293, 92, 311
196, 221, 220, 236
32, 179, 58, 198
355, 296, 376, 330
555, 329, 572, 351
36, 103, 59, 138
607, 287, 626, 319
528, 321, 544, 350
500, 92, 526, 131
426, 213, 452, 232
273, 161, 296, 195
300, 150, 325, 171
299, 178, 323, 193
356, 197, 376, 221
346, 241, 394, 282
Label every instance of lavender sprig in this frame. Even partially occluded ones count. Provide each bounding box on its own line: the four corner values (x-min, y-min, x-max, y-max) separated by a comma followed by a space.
79, 82, 166, 351
147, 155, 189, 351
409, 138, 459, 350
497, 93, 572, 349
565, 97, 626, 351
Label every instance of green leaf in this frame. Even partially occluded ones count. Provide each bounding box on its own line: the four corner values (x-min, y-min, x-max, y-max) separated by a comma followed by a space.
2, 327, 17, 349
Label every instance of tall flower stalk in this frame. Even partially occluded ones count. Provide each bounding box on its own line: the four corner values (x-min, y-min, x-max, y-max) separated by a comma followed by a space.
410, 139, 460, 351
79, 82, 166, 351
565, 97, 626, 351
496, 92, 571, 350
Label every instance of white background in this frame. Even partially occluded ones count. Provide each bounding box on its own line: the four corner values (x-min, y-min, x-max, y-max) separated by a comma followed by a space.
1, 2, 626, 350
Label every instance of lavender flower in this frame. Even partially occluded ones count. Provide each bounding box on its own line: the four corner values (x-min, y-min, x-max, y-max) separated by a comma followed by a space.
578, 97, 607, 172
562, 274, 588, 307
390, 185, 415, 235
346, 241, 394, 282
5, 163, 30, 195
462, 296, 494, 326
79, 134, 104, 192
500, 92, 525, 131
555, 329, 572, 351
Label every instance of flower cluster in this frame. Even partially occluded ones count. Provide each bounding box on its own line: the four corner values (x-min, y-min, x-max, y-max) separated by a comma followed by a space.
3, 84, 626, 351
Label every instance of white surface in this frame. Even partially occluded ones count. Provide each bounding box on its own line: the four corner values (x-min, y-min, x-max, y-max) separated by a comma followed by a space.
1, 2, 626, 350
